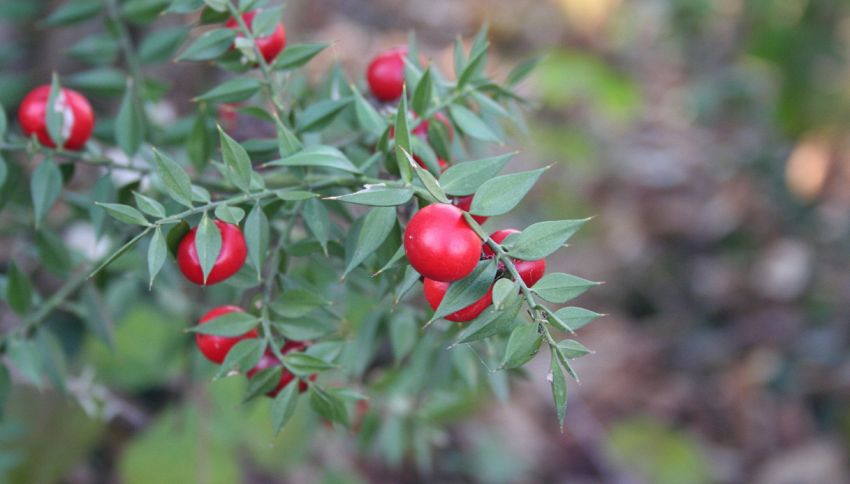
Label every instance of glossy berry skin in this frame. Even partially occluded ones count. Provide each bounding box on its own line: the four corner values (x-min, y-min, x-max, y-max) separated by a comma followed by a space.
247, 341, 315, 396
177, 220, 247, 285
367, 47, 406, 102
453, 195, 488, 225
18, 85, 94, 150
195, 306, 258, 364
423, 278, 493, 322
404, 204, 482, 282
226, 10, 286, 64
483, 229, 547, 287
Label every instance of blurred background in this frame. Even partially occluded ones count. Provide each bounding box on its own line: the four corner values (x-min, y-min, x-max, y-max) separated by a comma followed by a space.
2, 0, 850, 482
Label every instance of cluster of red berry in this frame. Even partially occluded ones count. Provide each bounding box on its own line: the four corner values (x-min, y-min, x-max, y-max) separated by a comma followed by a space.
404, 205, 545, 322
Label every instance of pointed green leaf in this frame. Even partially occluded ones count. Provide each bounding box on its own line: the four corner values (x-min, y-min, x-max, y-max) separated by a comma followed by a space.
176, 28, 235, 61
218, 127, 253, 192
31, 159, 63, 229
195, 77, 262, 103
195, 213, 222, 284
345, 207, 397, 275
116, 81, 145, 156
266, 145, 359, 173
432, 260, 497, 321
449, 104, 499, 142
214, 338, 265, 378
501, 323, 542, 369
330, 185, 413, 207
96, 203, 150, 226
244, 202, 269, 280
469, 168, 545, 216
153, 149, 194, 208
5, 263, 32, 315
272, 43, 328, 70
147, 227, 167, 288
532, 273, 598, 304
271, 383, 299, 434
190, 311, 259, 336
505, 219, 589, 260
550, 354, 567, 429
550, 307, 603, 332
438, 153, 513, 196
394, 88, 414, 182
133, 192, 167, 218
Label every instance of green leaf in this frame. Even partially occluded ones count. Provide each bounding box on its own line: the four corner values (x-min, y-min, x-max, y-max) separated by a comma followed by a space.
275, 189, 317, 201
272, 42, 328, 70
505, 219, 589, 260
266, 145, 359, 173
36, 230, 71, 275
557, 339, 592, 359
353, 88, 386, 137
0, 363, 10, 418
214, 204, 245, 224
411, 67, 432, 115
218, 127, 253, 192
303, 198, 330, 254
453, 36, 466, 80
66, 68, 126, 95
69, 34, 119, 65
431, 260, 497, 322
187, 110, 213, 170
550, 307, 603, 332
250, 6, 282, 37
271, 383, 299, 434
283, 352, 335, 376
403, 149, 449, 203
329, 185, 413, 207
457, 41, 488, 87
122, 0, 169, 22
214, 338, 265, 378
269, 289, 330, 318
31, 159, 63, 229
532, 273, 598, 304
5, 263, 32, 315
469, 168, 545, 216
176, 28, 236, 61
44, 0, 102, 26
147, 227, 167, 288
194, 213, 222, 284
116, 82, 145, 156
394, 89, 414, 183
139, 26, 188, 64
454, 296, 523, 344
344, 207, 397, 276
390, 309, 417, 362
449, 104, 500, 142
45, 76, 65, 147
273, 317, 335, 341
190, 311, 259, 336
506, 55, 543, 86
97, 202, 150, 226
133, 191, 167, 218
501, 323, 542, 369
0, 155, 6, 191
309, 386, 348, 427
491, 278, 516, 310
244, 202, 269, 280
550, 355, 567, 429
296, 98, 352, 132
439, 153, 513, 196
195, 78, 262, 103
244, 367, 282, 401
153, 149, 194, 208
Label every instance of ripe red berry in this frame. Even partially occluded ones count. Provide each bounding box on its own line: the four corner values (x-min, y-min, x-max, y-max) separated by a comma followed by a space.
195, 305, 258, 364
18, 85, 94, 150
483, 229, 546, 286
367, 47, 407, 102
453, 195, 488, 225
225, 10, 286, 64
177, 220, 248, 285
247, 341, 315, 396
423, 277, 493, 322
404, 204, 481, 282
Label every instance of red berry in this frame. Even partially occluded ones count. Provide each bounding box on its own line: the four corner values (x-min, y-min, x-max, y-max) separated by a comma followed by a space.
18, 85, 94, 150
367, 47, 407, 102
403, 204, 481, 282
225, 10, 286, 64
453, 195, 488, 225
195, 305, 258, 364
247, 341, 315, 397
423, 277, 493, 322
483, 229, 546, 287
177, 220, 248, 285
